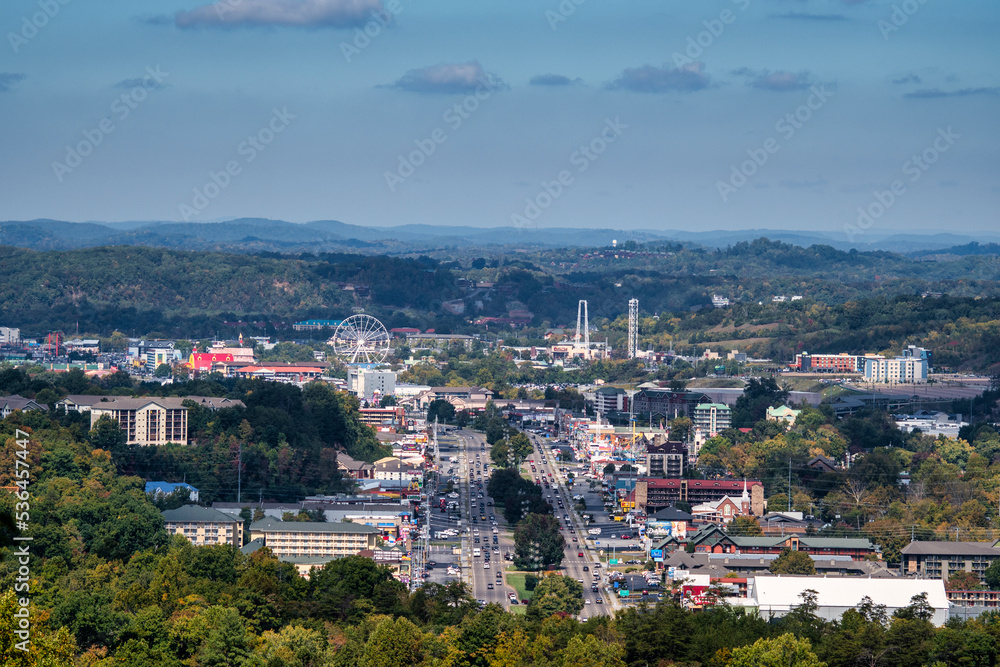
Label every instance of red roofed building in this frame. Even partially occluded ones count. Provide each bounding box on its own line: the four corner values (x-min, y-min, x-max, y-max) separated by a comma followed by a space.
636, 478, 765, 516
235, 365, 325, 382
188, 352, 235, 371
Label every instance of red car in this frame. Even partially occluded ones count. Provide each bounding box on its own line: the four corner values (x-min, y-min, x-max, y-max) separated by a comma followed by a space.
577, 551, 584, 557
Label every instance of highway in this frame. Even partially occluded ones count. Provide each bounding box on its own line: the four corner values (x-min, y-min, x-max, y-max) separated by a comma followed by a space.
426, 426, 623, 615
455, 429, 520, 608
524, 431, 617, 618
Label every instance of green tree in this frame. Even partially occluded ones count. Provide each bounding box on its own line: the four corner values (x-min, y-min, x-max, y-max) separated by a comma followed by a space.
155, 363, 173, 378
729, 633, 826, 667
668, 416, 694, 442
769, 549, 817, 575
525, 574, 583, 620
0, 589, 78, 666
984, 560, 1000, 590
507, 432, 533, 466
514, 513, 565, 570
360, 616, 423, 667
561, 634, 626, 667
427, 399, 456, 424
728, 515, 763, 537
733, 378, 789, 428
945, 570, 982, 591
256, 625, 334, 667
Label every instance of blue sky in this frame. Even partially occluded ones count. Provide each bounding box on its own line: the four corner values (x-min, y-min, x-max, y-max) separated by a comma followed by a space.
0, 0, 997, 238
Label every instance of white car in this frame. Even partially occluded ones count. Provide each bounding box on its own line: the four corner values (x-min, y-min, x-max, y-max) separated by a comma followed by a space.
484, 563, 490, 569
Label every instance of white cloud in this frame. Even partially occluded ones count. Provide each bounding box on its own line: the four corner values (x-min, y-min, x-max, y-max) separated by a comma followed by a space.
175, 0, 385, 29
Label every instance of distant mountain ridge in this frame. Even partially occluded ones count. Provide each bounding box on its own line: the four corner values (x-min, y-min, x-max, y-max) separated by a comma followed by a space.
1, 218, 997, 254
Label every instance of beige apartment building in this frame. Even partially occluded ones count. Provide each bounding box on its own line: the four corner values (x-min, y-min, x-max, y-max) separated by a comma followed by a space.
162, 505, 243, 546
58, 395, 244, 446
249, 517, 381, 558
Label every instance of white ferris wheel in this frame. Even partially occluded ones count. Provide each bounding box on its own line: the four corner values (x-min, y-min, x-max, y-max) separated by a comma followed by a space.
330, 314, 390, 365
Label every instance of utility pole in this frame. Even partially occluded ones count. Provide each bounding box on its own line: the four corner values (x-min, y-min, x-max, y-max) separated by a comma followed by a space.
237, 442, 242, 503
788, 459, 792, 512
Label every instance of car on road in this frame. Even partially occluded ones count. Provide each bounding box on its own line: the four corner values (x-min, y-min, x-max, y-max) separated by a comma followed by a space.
596, 598, 603, 604
487, 583, 494, 589
583, 566, 588, 571
578, 552, 584, 557
483, 563, 490, 569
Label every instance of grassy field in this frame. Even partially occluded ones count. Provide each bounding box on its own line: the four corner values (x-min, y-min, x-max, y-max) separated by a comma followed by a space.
505, 572, 534, 602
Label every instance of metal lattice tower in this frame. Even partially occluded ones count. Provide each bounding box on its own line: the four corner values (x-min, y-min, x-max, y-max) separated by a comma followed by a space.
575, 300, 590, 350
628, 298, 639, 359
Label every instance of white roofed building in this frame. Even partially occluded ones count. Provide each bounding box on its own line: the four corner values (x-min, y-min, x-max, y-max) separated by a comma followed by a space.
748, 575, 949, 626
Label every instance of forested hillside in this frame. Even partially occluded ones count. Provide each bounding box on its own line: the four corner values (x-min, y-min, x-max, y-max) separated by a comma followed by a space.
3, 239, 1000, 371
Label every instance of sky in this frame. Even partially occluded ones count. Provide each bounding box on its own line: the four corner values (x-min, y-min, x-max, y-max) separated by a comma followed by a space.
0, 0, 997, 239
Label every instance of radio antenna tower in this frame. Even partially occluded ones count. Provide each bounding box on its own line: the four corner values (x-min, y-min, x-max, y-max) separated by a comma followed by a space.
628, 298, 639, 359
575, 300, 590, 351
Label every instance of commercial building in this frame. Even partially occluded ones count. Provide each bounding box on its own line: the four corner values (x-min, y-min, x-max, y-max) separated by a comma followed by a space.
249, 516, 381, 558
766, 405, 801, 425
292, 319, 343, 331
792, 352, 861, 374
645, 440, 688, 478
862, 354, 929, 384
358, 406, 406, 427
630, 389, 708, 421
415, 386, 494, 411
349, 367, 396, 402
89, 397, 189, 446
691, 403, 731, 436
592, 386, 628, 414
688, 526, 877, 560
900, 541, 1000, 584
0, 395, 47, 418
406, 332, 476, 351
162, 505, 243, 547
747, 576, 948, 626
0, 327, 21, 345
58, 395, 244, 446
233, 364, 327, 382
635, 478, 765, 515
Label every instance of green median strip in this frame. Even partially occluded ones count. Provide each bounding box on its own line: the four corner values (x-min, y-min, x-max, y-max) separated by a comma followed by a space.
504, 572, 534, 602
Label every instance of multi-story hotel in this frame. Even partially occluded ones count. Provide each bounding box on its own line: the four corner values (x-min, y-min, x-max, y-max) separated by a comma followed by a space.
57, 394, 244, 446
691, 403, 731, 436
249, 517, 381, 558
162, 505, 243, 546
901, 541, 1000, 584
